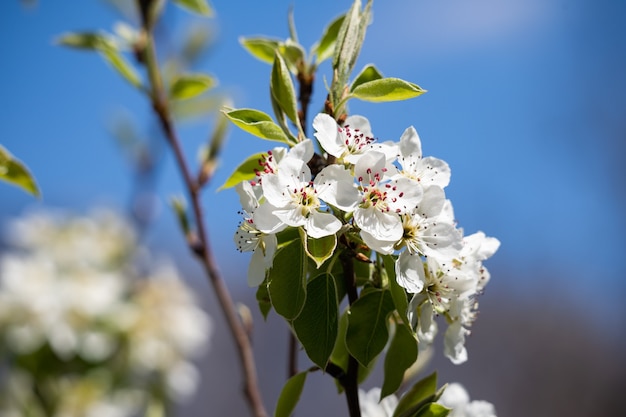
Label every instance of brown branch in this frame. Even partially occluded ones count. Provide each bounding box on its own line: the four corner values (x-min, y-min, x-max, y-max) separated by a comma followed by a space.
139, 23, 268, 417
340, 248, 361, 417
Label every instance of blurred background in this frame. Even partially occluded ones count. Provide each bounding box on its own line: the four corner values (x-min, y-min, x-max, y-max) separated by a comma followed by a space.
1, 0, 625, 416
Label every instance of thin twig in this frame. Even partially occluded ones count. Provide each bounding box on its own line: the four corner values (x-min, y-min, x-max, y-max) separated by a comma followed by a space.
139, 21, 268, 417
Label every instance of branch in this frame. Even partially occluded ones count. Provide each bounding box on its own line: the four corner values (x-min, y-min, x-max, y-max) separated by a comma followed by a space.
138, 18, 268, 417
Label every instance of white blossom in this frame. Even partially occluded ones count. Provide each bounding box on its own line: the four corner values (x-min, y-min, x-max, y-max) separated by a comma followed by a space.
359, 387, 398, 417
438, 383, 497, 417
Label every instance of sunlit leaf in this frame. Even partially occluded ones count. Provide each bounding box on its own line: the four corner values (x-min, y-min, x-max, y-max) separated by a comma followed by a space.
56, 32, 117, 51
172, 0, 214, 17
314, 14, 345, 65
350, 78, 426, 102
304, 234, 337, 268
217, 152, 264, 191
223, 108, 290, 144
416, 403, 451, 417
169, 73, 216, 100
293, 273, 338, 369
350, 64, 383, 91
392, 372, 439, 417
0, 145, 40, 197
268, 238, 307, 320
346, 289, 394, 367
270, 53, 299, 127
239, 37, 281, 64
274, 371, 308, 417
100, 49, 142, 88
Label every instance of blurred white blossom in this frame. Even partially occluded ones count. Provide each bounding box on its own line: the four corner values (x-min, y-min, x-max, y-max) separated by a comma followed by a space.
0, 209, 212, 416
438, 383, 497, 417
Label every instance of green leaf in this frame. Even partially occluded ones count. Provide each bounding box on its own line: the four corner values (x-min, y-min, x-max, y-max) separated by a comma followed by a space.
0, 145, 40, 197
274, 371, 308, 417
304, 234, 337, 268
346, 289, 395, 367
381, 322, 418, 399
256, 282, 272, 320
350, 64, 383, 91
268, 238, 307, 320
169, 74, 216, 100
416, 403, 451, 417
56, 32, 117, 51
392, 372, 439, 417
223, 108, 290, 144
100, 49, 142, 88
57, 32, 141, 88
270, 53, 300, 127
240, 37, 281, 64
217, 152, 264, 191
293, 273, 338, 370
383, 255, 411, 328
350, 78, 426, 103
170, 196, 190, 236
172, 0, 214, 17
279, 40, 306, 75
314, 14, 346, 65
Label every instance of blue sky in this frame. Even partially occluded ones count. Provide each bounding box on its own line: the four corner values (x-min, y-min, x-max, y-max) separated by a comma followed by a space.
1, 0, 625, 319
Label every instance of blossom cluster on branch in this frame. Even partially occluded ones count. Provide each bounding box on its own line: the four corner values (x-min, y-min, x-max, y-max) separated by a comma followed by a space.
234, 113, 499, 366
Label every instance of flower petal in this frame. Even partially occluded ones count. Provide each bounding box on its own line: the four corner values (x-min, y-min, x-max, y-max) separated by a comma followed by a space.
395, 251, 426, 294
305, 211, 341, 238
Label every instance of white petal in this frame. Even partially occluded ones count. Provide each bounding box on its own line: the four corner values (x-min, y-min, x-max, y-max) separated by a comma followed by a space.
261, 173, 291, 207
274, 208, 307, 228
288, 138, 314, 162
386, 176, 422, 213
248, 248, 267, 286
399, 126, 422, 159
420, 157, 451, 188
354, 151, 386, 183
360, 230, 395, 254
315, 165, 359, 211
313, 113, 344, 158
252, 203, 286, 234
416, 186, 446, 218
444, 320, 469, 365
305, 211, 341, 238
235, 181, 259, 213
395, 251, 426, 294
354, 207, 403, 241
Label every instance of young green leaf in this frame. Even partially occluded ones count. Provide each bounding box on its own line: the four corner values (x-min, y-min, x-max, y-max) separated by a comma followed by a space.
170, 196, 191, 236
169, 74, 216, 100
100, 49, 142, 88
415, 403, 451, 417
56, 32, 117, 51
268, 238, 307, 320
350, 78, 426, 103
270, 53, 300, 128
217, 152, 264, 191
274, 371, 308, 417
346, 289, 395, 367
279, 40, 306, 75
240, 37, 281, 64
304, 234, 337, 268
381, 322, 418, 400
314, 14, 346, 65
172, 0, 214, 17
350, 64, 383, 91
292, 273, 338, 370
0, 145, 40, 197
392, 372, 439, 417
223, 108, 290, 144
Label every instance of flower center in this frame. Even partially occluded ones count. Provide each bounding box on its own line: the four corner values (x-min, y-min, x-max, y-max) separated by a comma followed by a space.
290, 183, 320, 217
340, 124, 375, 155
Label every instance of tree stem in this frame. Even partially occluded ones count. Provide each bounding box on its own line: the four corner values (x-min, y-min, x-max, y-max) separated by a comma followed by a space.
139, 21, 268, 417
340, 250, 361, 417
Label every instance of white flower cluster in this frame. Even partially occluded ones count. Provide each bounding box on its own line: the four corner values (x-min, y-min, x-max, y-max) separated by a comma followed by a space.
358, 383, 497, 417
0, 209, 211, 416
234, 113, 499, 364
